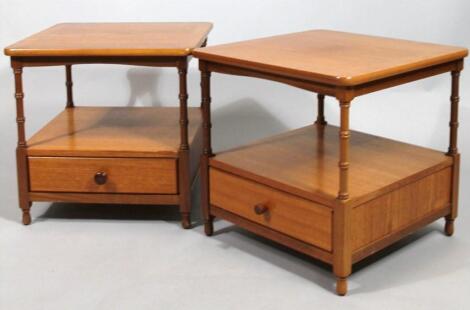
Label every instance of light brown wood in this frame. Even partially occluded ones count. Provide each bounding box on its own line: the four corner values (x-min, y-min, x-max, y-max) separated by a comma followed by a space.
194, 30, 467, 86
351, 167, 451, 251
29, 157, 177, 194
197, 30, 466, 296
203, 59, 462, 101
210, 168, 332, 251
27, 107, 202, 158
29, 192, 179, 205
4, 23, 212, 57
6, 23, 211, 229
210, 125, 452, 206
211, 205, 333, 264
352, 207, 449, 263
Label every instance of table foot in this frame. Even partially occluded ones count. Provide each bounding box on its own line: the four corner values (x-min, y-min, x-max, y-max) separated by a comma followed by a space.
336, 277, 348, 296
22, 208, 31, 225
181, 213, 191, 229
204, 219, 214, 236
445, 218, 454, 236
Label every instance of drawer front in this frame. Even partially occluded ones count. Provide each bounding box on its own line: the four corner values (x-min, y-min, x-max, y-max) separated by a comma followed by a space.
210, 168, 332, 251
29, 157, 177, 194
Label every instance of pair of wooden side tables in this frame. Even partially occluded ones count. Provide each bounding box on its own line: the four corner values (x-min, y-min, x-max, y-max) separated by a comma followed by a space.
5, 23, 467, 295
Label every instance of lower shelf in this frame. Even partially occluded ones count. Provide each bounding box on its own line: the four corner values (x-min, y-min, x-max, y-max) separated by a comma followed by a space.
25, 106, 203, 204
209, 124, 454, 263
210, 124, 452, 206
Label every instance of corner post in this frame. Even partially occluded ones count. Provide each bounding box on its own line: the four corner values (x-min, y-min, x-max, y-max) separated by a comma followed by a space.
445, 67, 462, 236
177, 58, 191, 229
333, 96, 352, 295
200, 61, 214, 236
12, 60, 31, 225
65, 65, 74, 108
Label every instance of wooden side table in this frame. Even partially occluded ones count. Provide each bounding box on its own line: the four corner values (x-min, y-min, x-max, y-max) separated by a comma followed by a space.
193, 30, 467, 295
4, 22, 212, 228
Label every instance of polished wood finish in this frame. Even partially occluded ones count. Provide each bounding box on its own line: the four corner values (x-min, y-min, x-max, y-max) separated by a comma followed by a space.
334, 99, 352, 295
210, 168, 332, 251
27, 107, 202, 158
210, 125, 452, 206
352, 207, 449, 263
5, 22, 213, 57
193, 30, 467, 86
351, 168, 451, 251
29, 157, 178, 194
6, 23, 211, 228
203, 58, 463, 101
196, 30, 466, 295
211, 205, 333, 263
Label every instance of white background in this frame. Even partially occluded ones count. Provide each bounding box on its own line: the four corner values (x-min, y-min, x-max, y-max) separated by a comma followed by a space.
1, 1, 469, 309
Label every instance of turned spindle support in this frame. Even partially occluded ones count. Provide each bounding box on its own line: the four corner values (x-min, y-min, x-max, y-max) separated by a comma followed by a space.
200, 62, 214, 236
12, 63, 31, 225
338, 100, 351, 200
177, 59, 192, 229
65, 65, 74, 108
445, 69, 461, 236
315, 94, 327, 125
333, 98, 352, 295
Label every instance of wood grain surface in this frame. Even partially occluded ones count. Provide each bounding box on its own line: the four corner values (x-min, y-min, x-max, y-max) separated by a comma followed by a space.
193, 30, 467, 86
27, 107, 202, 158
29, 157, 177, 194
5, 22, 212, 56
210, 168, 332, 251
210, 125, 452, 206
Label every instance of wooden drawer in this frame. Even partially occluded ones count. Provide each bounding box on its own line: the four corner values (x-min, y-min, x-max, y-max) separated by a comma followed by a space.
210, 168, 332, 251
28, 157, 177, 194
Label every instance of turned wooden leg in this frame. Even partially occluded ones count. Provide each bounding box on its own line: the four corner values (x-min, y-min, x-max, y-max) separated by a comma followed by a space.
333, 98, 353, 296
200, 61, 214, 236
177, 59, 192, 229
12, 62, 31, 226
65, 65, 74, 108
336, 277, 348, 296
315, 93, 327, 125
445, 69, 461, 237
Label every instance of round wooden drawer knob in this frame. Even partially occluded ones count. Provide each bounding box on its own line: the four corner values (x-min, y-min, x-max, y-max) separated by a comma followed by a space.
254, 203, 268, 215
94, 171, 107, 185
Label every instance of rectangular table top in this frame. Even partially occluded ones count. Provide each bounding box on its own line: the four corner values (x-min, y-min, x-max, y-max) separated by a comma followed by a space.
193, 30, 467, 86
4, 22, 212, 57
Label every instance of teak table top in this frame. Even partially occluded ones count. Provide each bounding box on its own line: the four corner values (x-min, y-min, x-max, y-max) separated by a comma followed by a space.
193, 29, 468, 86
4, 22, 213, 57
